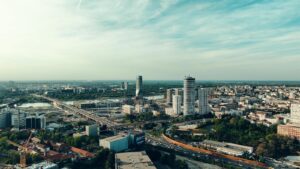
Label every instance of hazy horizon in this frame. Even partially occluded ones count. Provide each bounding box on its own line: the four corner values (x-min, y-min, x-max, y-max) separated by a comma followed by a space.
1, 0, 300, 81
1, 79, 300, 83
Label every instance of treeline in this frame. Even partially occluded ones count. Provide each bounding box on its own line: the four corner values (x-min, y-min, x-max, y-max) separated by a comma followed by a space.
36, 130, 99, 152
46, 83, 178, 100
125, 112, 170, 123
0, 137, 42, 165
255, 134, 298, 159
65, 148, 115, 169
205, 116, 299, 159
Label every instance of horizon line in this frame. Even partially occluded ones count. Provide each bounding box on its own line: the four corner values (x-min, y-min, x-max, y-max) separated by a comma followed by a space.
1, 79, 300, 82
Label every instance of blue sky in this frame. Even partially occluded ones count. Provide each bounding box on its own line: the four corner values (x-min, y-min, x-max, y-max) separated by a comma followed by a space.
0, 0, 299, 80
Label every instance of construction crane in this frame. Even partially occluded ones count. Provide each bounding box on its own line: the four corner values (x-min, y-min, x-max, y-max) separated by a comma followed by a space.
20, 132, 33, 168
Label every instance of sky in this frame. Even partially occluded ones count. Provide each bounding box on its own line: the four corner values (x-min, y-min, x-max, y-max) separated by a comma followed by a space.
0, 0, 300, 81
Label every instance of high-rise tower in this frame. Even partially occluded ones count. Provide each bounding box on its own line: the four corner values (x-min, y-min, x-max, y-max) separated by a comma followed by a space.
291, 103, 300, 124
166, 89, 174, 105
198, 88, 209, 115
174, 88, 183, 105
183, 76, 195, 115
173, 95, 182, 115
136, 76, 143, 98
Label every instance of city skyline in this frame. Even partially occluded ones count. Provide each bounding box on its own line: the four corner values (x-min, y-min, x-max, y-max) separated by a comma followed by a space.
1, 0, 300, 81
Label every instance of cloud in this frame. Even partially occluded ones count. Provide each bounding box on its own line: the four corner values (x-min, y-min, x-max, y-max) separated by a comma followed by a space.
0, 0, 299, 80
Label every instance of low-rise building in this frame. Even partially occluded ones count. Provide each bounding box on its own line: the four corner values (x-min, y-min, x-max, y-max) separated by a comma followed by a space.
99, 134, 128, 152
25, 161, 58, 169
85, 124, 98, 136
178, 124, 198, 130
129, 131, 145, 147
36, 143, 50, 153
115, 151, 156, 169
152, 110, 160, 116
26, 115, 46, 129
31, 137, 41, 144
70, 147, 95, 158
122, 105, 134, 115
135, 104, 145, 113
200, 140, 253, 156
165, 107, 175, 116
73, 132, 86, 138
278, 124, 300, 140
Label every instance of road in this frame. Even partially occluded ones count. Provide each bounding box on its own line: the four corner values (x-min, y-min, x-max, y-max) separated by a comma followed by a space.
145, 134, 267, 169
264, 157, 299, 169
175, 155, 222, 169
32, 94, 119, 128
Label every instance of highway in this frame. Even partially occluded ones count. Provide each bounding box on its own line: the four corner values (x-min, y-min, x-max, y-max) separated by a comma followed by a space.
145, 134, 269, 169
32, 94, 213, 130
32, 94, 119, 128
33, 94, 175, 130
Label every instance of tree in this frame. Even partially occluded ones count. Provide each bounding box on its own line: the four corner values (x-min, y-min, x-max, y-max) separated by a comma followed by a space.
175, 160, 189, 169
105, 152, 115, 169
255, 142, 266, 156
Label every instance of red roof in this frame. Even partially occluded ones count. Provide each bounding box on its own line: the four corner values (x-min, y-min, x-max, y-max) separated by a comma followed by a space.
71, 147, 95, 158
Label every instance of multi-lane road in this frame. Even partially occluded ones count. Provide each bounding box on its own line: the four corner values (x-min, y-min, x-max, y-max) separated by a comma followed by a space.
146, 134, 270, 169
32, 94, 118, 128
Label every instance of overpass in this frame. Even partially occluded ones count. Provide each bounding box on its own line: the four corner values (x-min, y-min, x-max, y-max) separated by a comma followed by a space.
31, 94, 204, 130
32, 94, 119, 128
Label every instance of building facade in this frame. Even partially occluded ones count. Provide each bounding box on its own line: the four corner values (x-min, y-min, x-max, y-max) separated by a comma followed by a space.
173, 95, 182, 115
278, 124, 300, 140
136, 76, 143, 98
26, 115, 46, 129
122, 105, 134, 115
129, 131, 145, 146
11, 110, 26, 129
121, 82, 128, 90
86, 124, 98, 136
198, 88, 210, 115
115, 151, 156, 169
183, 76, 196, 115
291, 104, 300, 124
0, 110, 11, 128
174, 88, 183, 104
166, 89, 174, 105
99, 134, 129, 152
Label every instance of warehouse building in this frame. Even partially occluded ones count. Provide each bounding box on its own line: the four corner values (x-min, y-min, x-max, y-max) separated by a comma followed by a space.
200, 140, 253, 156
115, 151, 156, 169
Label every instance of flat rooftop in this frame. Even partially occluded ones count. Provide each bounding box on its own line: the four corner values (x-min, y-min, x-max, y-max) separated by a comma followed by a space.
115, 151, 156, 169
102, 134, 128, 142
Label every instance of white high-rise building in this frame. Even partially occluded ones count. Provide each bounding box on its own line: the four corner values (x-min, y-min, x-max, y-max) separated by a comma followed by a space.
166, 89, 174, 105
174, 88, 183, 104
173, 95, 182, 115
11, 110, 26, 129
136, 76, 143, 98
291, 104, 300, 124
121, 82, 128, 90
198, 88, 210, 115
183, 76, 196, 116
124, 82, 128, 90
